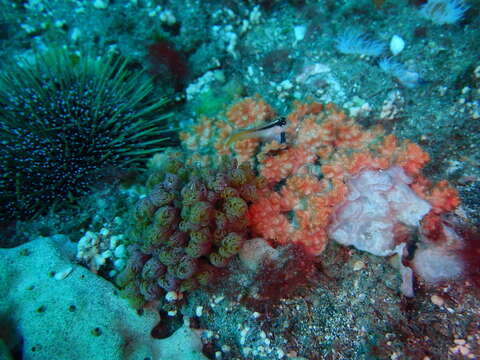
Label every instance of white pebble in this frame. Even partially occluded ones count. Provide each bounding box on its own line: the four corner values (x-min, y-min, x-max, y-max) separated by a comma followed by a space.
390, 35, 405, 56
352, 260, 365, 271
196, 306, 203, 317
93, 0, 109, 10
165, 291, 181, 301
294, 25, 307, 42
54, 20, 66, 28
431, 294, 445, 306
70, 28, 81, 42
113, 258, 126, 270
114, 244, 126, 258
160, 9, 176, 25
280, 79, 293, 90
214, 295, 224, 304
242, 347, 252, 356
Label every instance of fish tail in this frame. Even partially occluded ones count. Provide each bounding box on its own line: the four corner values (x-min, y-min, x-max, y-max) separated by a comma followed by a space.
226, 130, 251, 147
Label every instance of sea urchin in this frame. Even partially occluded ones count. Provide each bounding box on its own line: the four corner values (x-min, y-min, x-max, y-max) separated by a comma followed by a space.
0, 49, 175, 222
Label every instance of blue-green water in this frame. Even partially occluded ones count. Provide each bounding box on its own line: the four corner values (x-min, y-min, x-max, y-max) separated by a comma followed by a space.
0, 1, 479, 359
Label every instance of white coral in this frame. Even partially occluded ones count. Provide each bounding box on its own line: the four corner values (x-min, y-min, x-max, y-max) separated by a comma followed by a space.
76, 231, 111, 273
76, 225, 128, 275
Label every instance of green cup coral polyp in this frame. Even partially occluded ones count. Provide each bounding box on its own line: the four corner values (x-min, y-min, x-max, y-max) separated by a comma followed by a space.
118, 153, 265, 308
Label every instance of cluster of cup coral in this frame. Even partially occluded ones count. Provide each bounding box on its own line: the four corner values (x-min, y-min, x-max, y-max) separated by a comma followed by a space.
115, 151, 266, 309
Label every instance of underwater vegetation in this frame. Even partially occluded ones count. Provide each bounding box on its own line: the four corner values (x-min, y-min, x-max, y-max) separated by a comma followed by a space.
70, 93, 480, 359
0, 49, 175, 223
78, 94, 470, 324
0, 0, 476, 357
148, 38, 188, 91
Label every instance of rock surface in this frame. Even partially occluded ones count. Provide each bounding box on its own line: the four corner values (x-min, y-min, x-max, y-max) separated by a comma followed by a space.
0, 236, 207, 360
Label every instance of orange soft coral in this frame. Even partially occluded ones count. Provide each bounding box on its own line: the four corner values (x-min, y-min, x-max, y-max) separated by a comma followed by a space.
180, 116, 216, 152
179, 96, 460, 256
421, 211, 446, 243
227, 95, 275, 127
247, 189, 297, 244
345, 150, 391, 175
286, 174, 324, 197
260, 145, 316, 184
179, 96, 277, 165
427, 180, 460, 214
234, 138, 260, 164
250, 99, 459, 255
224, 96, 276, 163
395, 142, 430, 176
247, 187, 329, 254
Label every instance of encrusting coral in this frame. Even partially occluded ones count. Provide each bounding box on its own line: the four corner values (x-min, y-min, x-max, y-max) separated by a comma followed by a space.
116, 151, 266, 309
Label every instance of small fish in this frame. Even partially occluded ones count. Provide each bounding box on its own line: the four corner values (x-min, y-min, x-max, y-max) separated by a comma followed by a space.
226, 117, 287, 147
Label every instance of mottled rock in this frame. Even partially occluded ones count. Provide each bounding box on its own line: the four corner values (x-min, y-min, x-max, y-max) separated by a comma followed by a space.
0, 236, 206, 360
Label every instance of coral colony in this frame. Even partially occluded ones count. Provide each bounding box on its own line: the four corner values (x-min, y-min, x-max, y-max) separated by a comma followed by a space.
116, 153, 264, 310
76, 94, 469, 314
172, 97, 464, 298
